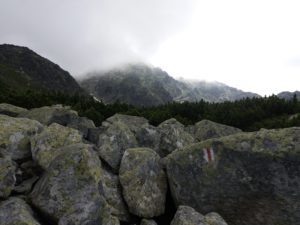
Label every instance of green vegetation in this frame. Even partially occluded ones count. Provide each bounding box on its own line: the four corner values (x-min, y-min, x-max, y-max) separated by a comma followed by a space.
1, 88, 300, 131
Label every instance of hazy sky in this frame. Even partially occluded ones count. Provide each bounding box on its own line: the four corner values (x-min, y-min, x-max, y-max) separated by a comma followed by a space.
1, 0, 300, 95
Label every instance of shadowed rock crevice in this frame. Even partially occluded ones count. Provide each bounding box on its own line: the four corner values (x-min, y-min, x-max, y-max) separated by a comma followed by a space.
153, 186, 177, 225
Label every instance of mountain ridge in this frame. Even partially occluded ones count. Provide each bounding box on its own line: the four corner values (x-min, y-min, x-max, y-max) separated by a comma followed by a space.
0, 44, 83, 95
80, 63, 261, 106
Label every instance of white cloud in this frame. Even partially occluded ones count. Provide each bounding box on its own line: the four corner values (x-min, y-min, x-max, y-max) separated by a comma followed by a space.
0, 0, 300, 95
151, 0, 300, 95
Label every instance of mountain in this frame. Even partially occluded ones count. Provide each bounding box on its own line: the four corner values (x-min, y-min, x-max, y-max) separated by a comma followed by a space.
0, 44, 83, 94
277, 91, 300, 100
80, 63, 260, 106
180, 79, 260, 102
80, 63, 180, 106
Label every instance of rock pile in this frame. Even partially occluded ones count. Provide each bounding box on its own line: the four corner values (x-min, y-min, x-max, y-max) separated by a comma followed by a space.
1, 103, 299, 225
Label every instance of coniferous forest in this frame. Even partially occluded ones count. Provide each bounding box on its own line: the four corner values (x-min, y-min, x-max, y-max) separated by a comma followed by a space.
1, 87, 300, 131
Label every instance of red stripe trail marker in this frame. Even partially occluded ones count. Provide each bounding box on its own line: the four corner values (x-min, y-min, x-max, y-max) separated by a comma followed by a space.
203, 147, 215, 162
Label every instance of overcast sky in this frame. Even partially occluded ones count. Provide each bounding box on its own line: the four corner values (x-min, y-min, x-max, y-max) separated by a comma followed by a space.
1, 0, 300, 95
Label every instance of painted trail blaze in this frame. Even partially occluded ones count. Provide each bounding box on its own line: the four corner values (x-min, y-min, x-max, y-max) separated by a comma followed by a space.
203, 147, 215, 162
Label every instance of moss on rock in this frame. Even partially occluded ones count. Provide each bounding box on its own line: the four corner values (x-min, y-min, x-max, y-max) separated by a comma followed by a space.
31, 123, 83, 169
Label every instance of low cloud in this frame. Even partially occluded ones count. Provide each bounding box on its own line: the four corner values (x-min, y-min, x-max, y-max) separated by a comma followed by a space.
0, 0, 196, 76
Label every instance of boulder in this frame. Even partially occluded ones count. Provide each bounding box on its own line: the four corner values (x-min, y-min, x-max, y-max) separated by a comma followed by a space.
158, 118, 194, 157
104, 114, 161, 153
0, 114, 43, 160
119, 148, 167, 218
30, 143, 106, 224
18, 105, 95, 137
170, 206, 205, 225
67, 116, 95, 138
105, 114, 149, 134
204, 212, 228, 225
166, 127, 300, 225
190, 119, 241, 142
18, 104, 78, 126
86, 127, 106, 145
136, 125, 161, 152
0, 156, 16, 198
140, 219, 158, 225
0, 197, 41, 225
97, 117, 138, 170
99, 166, 130, 222
0, 103, 28, 117
31, 123, 83, 169
170, 206, 227, 225
102, 214, 120, 225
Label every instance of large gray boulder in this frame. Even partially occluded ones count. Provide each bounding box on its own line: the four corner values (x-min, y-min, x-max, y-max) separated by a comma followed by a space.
102, 214, 120, 225
189, 119, 242, 142
0, 156, 16, 198
67, 116, 96, 138
204, 212, 228, 225
166, 127, 300, 225
0, 197, 41, 225
31, 123, 83, 169
0, 103, 28, 117
136, 125, 161, 152
99, 166, 130, 222
19, 105, 95, 137
158, 118, 194, 157
97, 116, 138, 170
0, 114, 43, 160
119, 148, 167, 218
18, 105, 78, 125
30, 143, 106, 225
170, 206, 227, 225
97, 114, 162, 169
107, 114, 161, 151
105, 114, 149, 134
170, 206, 205, 225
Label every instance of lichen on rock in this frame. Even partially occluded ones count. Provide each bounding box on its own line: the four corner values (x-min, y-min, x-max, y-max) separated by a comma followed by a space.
119, 147, 167, 218
0, 197, 41, 225
31, 123, 83, 169
158, 118, 194, 157
0, 156, 16, 198
0, 103, 28, 117
0, 114, 43, 160
166, 127, 300, 225
30, 143, 106, 224
97, 117, 138, 170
